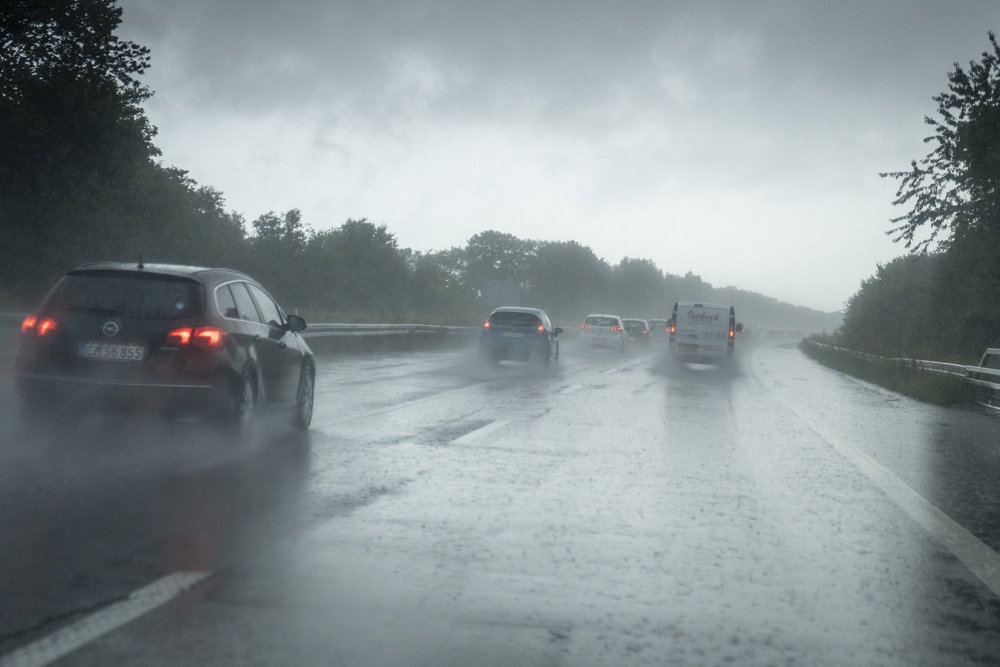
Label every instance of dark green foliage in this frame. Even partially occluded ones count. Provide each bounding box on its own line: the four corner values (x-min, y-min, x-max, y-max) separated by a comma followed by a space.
0, 0, 249, 305
838, 32, 1000, 362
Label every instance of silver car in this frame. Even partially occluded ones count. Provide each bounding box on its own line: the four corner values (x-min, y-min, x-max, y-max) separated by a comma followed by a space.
578, 313, 628, 352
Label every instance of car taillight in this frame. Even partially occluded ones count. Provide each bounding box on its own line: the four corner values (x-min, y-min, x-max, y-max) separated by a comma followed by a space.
165, 326, 227, 351
611, 326, 622, 331
729, 329, 735, 339
537, 324, 545, 332
22, 315, 57, 336
483, 321, 491, 329
165, 328, 192, 346
193, 327, 226, 350
580, 324, 592, 329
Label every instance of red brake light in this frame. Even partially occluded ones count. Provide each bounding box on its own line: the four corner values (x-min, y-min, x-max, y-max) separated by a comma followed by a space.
193, 327, 226, 350
164, 326, 226, 350
22, 315, 57, 336
610, 326, 622, 331
580, 324, 591, 329
165, 328, 192, 346
483, 321, 491, 329
537, 324, 544, 332
729, 329, 735, 339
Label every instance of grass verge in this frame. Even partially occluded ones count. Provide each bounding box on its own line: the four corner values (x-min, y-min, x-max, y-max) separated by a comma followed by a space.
799, 339, 975, 406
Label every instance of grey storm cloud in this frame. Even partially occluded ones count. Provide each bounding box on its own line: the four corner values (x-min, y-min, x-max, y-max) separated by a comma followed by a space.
115, 0, 1000, 311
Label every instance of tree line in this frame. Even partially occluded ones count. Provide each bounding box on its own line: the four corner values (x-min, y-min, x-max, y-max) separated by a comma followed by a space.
832, 32, 1000, 362
0, 1, 837, 332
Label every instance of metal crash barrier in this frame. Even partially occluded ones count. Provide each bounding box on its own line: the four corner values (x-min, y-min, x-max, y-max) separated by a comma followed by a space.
301, 323, 477, 338
803, 339, 1000, 415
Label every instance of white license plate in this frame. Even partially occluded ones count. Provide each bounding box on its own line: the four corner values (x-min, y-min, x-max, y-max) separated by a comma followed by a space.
502, 332, 525, 338
79, 342, 146, 362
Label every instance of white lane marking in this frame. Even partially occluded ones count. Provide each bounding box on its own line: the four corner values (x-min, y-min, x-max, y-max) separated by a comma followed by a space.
450, 419, 511, 445
755, 351, 1000, 596
0, 571, 211, 667
829, 435, 1000, 595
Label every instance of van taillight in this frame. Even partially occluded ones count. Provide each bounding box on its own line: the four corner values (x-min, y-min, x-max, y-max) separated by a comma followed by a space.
166, 326, 227, 351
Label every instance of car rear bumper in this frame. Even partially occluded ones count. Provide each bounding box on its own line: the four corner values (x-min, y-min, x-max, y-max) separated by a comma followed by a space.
479, 334, 547, 361
15, 372, 233, 416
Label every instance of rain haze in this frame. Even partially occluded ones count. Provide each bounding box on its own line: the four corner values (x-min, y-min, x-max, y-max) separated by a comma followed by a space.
115, 0, 1000, 313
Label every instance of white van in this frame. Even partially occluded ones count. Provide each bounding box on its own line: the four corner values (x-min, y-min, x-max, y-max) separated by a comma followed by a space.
669, 302, 736, 361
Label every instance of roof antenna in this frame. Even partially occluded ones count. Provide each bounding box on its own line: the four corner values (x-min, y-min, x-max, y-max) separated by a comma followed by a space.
137, 254, 144, 271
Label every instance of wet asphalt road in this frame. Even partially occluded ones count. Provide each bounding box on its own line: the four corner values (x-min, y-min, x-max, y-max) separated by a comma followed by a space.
2, 335, 1000, 665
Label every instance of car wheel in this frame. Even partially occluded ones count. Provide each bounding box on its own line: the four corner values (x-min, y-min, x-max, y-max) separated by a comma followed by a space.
233, 373, 257, 437
293, 364, 314, 430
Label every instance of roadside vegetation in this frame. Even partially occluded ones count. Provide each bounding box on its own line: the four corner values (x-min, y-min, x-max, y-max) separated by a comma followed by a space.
0, 1, 835, 332
799, 338, 975, 406
819, 32, 1000, 366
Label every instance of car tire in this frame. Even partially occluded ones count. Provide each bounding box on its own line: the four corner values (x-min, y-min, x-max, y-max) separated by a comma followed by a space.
232, 373, 257, 437
293, 364, 314, 430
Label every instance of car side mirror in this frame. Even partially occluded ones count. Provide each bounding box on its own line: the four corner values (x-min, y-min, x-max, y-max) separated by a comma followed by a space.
286, 314, 307, 332
553, 327, 564, 336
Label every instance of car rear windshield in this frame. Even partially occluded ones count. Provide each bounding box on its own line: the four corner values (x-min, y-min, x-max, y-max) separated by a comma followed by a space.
489, 311, 541, 328
585, 316, 619, 326
48, 272, 204, 320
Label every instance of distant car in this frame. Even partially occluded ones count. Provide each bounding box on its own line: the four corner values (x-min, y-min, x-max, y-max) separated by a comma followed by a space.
622, 318, 650, 345
579, 313, 628, 351
15, 262, 316, 432
647, 318, 671, 339
479, 306, 562, 366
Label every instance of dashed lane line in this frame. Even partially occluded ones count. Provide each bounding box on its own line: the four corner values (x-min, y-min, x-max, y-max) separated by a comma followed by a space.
0, 571, 212, 667
450, 419, 511, 445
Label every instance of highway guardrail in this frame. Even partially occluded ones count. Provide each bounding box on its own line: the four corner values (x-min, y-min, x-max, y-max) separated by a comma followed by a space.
803, 339, 1000, 414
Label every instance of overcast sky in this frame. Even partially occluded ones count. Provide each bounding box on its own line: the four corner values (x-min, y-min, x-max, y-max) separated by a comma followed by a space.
116, 0, 1000, 312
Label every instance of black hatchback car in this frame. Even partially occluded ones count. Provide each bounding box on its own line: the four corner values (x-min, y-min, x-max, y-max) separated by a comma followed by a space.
15, 262, 315, 431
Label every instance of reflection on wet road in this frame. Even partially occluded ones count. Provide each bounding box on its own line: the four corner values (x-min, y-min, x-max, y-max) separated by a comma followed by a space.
2, 338, 1000, 665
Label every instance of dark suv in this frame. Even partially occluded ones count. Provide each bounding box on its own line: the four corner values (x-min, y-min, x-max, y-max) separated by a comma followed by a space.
15, 262, 315, 431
